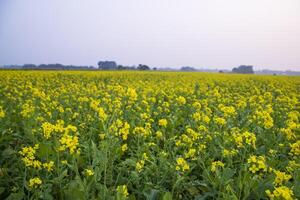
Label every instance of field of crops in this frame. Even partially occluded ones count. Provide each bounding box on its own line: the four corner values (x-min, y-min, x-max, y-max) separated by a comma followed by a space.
0, 70, 299, 200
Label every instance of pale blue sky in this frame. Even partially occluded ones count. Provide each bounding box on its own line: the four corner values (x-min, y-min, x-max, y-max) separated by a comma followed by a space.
0, 0, 299, 70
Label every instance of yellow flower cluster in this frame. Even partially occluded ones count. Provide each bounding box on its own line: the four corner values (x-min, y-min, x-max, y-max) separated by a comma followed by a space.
158, 119, 168, 127
218, 104, 236, 117
90, 99, 107, 121
20, 100, 35, 118
175, 157, 190, 172
29, 177, 42, 188
211, 161, 225, 172
214, 117, 226, 126
222, 149, 238, 157
136, 160, 145, 173
41, 120, 78, 140
280, 128, 296, 141
266, 186, 295, 200
59, 134, 79, 154
176, 96, 186, 105
247, 155, 268, 174
133, 127, 149, 137
19, 144, 41, 169
127, 88, 138, 102
253, 110, 274, 129
273, 170, 292, 186
232, 131, 256, 148
289, 140, 300, 156
85, 169, 94, 176
0, 106, 5, 118
286, 160, 300, 173
121, 143, 128, 152
110, 120, 130, 140
19, 144, 55, 172
184, 148, 197, 160
41, 120, 64, 139
116, 185, 129, 197
43, 161, 55, 172
155, 131, 163, 139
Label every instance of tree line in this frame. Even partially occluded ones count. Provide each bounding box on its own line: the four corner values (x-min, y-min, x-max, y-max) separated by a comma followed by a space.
1, 61, 254, 74
98, 61, 151, 71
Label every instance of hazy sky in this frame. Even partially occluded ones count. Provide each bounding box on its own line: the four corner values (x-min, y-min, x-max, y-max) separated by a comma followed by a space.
0, 0, 300, 70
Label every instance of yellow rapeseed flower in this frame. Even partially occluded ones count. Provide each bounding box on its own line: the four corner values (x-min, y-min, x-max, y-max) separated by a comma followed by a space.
85, 169, 94, 176
117, 185, 129, 197
29, 177, 42, 188
158, 119, 168, 127
0, 106, 5, 118
176, 96, 186, 105
211, 161, 225, 172
121, 144, 128, 152
59, 134, 79, 154
136, 160, 145, 173
247, 155, 268, 174
43, 161, 54, 172
273, 170, 291, 186
176, 157, 190, 172
266, 186, 294, 200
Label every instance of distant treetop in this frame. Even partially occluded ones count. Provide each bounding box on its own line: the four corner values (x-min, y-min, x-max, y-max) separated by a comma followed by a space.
98, 61, 117, 70
232, 65, 254, 74
137, 64, 150, 70
180, 66, 196, 71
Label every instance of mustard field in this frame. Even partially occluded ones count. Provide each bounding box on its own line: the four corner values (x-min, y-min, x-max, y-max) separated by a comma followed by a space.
0, 70, 299, 200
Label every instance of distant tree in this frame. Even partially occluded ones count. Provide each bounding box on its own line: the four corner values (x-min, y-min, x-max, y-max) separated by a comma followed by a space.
137, 64, 150, 70
130, 66, 136, 70
232, 65, 254, 74
19, 64, 91, 70
180, 66, 196, 71
117, 65, 138, 70
98, 61, 117, 70
34, 64, 90, 70
23, 64, 37, 69
153, 67, 157, 71
117, 65, 125, 70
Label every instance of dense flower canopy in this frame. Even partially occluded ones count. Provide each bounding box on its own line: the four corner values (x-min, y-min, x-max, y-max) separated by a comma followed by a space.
0, 71, 299, 199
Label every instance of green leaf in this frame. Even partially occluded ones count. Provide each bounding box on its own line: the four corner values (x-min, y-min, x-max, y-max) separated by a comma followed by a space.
64, 179, 85, 200
162, 192, 172, 200
5, 191, 24, 200
194, 192, 216, 200
143, 189, 159, 200
52, 169, 68, 183
43, 192, 54, 200
0, 187, 5, 195
221, 168, 235, 184
1, 148, 15, 159
95, 184, 108, 199
38, 143, 55, 158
